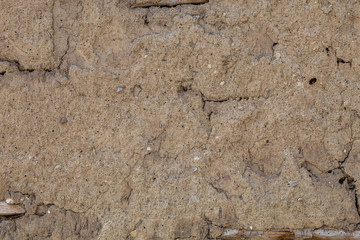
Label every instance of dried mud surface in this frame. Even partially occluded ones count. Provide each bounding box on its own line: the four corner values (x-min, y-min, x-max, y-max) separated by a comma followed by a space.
1, 0, 360, 239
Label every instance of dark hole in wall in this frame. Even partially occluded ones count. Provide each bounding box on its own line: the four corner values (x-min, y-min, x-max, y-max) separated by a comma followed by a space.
339, 176, 356, 190
143, 14, 149, 25
339, 177, 346, 184
178, 82, 192, 93
309, 78, 317, 85
337, 58, 346, 64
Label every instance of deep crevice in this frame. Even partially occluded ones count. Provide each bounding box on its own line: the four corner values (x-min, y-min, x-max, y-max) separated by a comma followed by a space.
0, 59, 54, 73
272, 42, 278, 57
337, 58, 352, 67
131, 0, 209, 8
13, 60, 35, 72
204, 96, 251, 103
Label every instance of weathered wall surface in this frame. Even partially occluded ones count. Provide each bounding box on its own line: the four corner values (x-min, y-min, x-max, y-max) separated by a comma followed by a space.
0, 0, 360, 239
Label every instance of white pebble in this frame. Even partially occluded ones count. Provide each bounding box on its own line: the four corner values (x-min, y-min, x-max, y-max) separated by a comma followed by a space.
47, 210, 51, 214
147, 147, 151, 151
6, 198, 14, 205
55, 164, 62, 169
220, 81, 225, 86
117, 87, 123, 92
192, 167, 198, 172
222, 229, 239, 237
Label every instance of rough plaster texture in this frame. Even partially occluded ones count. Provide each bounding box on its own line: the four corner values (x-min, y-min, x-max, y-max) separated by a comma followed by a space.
0, 0, 360, 239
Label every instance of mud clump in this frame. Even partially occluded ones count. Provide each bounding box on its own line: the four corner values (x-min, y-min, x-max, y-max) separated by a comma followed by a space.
1, 0, 360, 239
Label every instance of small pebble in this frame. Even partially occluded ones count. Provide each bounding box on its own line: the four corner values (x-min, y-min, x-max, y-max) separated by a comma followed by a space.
130, 230, 137, 238
55, 164, 62, 169
60, 117, 68, 124
6, 198, 14, 205
147, 147, 151, 151
220, 81, 225, 86
60, 196, 65, 200
117, 87, 124, 92
292, 182, 298, 187
192, 167, 198, 172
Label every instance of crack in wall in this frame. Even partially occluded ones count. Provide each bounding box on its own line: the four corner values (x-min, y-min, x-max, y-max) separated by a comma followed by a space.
198, 90, 269, 105
209, 182, 230, 200
131, 0, 209, 8
0, 59, 54, 73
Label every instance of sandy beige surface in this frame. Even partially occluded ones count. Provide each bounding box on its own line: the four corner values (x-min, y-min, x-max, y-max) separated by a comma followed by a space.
1, 0, 360, 239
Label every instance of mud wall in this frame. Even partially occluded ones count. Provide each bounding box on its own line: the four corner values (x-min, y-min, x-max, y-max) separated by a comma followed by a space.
1, 0, 360, 239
